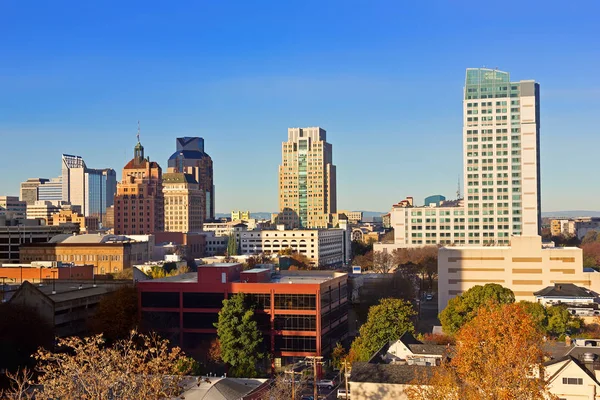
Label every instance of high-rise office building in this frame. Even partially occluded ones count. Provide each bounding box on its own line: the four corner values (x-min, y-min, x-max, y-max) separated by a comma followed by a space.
375, 68, 541, 250
167, 137, 215, 222
463, 68, 541, 241
278, 127, 337, 229
61, 154, 116, 221
20, 178, 49, 205
114, 138, 164, 235
163, 172, 203, 233
38, 177, 63, 202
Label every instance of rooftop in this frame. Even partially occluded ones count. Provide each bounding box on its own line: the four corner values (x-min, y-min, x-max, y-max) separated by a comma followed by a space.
144, 269, 346, 285
534, 283, 594, 298
48, 234, 140, 244
13, 281, 128, 303
350, 362, 433, 384
178, 376, 266, 400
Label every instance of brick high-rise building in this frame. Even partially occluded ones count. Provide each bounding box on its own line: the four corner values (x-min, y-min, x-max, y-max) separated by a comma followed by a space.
278, 127, 337, 229
167, 137, 215, 222
114, 138, 164, 235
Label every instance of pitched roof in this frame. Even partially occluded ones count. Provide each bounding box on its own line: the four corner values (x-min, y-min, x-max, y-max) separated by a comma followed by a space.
407, 344, 449, 356
350, 362, 434, 384
534, 283, 594, 298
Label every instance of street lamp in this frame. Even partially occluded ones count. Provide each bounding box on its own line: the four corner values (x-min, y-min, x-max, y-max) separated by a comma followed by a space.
51, 271, 57, 294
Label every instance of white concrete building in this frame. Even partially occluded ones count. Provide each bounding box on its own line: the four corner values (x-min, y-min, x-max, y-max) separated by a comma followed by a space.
437, 235, 600, 312
239, 226, 350, 267
376, 68, 541, 251
0, 196, 27, 220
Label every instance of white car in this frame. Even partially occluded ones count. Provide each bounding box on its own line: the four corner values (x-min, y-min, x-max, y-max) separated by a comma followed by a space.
337, 388, 351, 398
316, 379, 336, 389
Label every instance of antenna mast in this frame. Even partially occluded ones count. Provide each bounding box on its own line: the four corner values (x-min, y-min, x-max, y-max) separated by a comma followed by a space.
457, 175, 461, 199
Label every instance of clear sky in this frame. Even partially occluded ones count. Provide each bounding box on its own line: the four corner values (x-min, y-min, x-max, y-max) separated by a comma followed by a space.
1, 0, 599, 213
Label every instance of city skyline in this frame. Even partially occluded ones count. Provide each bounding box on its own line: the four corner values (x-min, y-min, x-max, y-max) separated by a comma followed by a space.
1, 1, 599, 213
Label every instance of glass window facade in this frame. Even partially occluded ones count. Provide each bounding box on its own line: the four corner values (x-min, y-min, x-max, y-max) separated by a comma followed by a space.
274, 294, 316, 310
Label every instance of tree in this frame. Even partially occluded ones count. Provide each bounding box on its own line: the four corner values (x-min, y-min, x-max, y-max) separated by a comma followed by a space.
0, 303, 54, 373
546, 305, 583, 337
581, 230, 599, 244
352, 250, 373, 270
439, 283, 515, 335
257, 373, 309, 400
215, 293, 266, 377
350, 298, 416, 361
88, 286, 139, 342
519, 301, 583, 338
582, 241, 600, 269
407, 302, 555, 400
331, 342, 348, 370
32, 331, 190, 399
372, 251, 395, 273
227, 233, 239, 256
207, 338, 222, 363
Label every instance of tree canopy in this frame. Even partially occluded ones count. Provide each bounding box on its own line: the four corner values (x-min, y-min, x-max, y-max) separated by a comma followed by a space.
88, 286, 139, 342
439, 283, 515, 335
350, 298, 416, 361
214, 293, 266, 377
407, 302, 553, 400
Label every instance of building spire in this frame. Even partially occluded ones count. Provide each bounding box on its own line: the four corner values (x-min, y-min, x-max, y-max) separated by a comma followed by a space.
137, 120, 140, 143
457, 174, 461, 199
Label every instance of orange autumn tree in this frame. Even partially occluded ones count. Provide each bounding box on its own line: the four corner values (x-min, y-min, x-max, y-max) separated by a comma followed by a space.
407, 302, 556, 400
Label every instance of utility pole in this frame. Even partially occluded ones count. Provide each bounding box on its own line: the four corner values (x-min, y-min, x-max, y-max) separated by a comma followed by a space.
284, 364, 302, 400
305, 356, 324, 400
341, 359, 352, 400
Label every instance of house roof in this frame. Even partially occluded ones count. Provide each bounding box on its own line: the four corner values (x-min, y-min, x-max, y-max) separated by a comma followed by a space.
544, 356, 600, 386
407, 344, 449, 356
48, 233, 134, 244
350, 362, 434, 384
534, 283, 594, 298
177, 377, 266, 400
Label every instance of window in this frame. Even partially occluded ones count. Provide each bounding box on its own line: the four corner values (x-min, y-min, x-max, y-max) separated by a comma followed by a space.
562, 377, 583, 385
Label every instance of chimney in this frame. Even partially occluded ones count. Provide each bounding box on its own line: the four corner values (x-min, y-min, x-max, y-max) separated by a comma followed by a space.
565, 336, 572, 346
583, 352, 596, 375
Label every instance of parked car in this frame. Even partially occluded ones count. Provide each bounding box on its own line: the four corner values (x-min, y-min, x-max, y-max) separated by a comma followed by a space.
300, 396, 314, 400
316, 379, 336, 389
337, 388, 351, 398
425, 293, 433, 301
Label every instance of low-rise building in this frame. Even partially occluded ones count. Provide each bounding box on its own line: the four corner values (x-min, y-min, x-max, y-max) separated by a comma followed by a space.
137, 264, 349, 366
438, 235, 600, 312
0, 196, 27, 220
9, 280, 130, 337
201, 231, 228, 256
239, 226, 350, 267
0, 219, 79, 264
534, 283, 596, 307
0, 262, 94, 284
154, 231, 206, 260
19, 233, 152, 274
50, 207, 99, 232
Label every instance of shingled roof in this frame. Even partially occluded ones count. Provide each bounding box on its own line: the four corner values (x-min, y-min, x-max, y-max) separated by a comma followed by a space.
350, 362, 434, 385
534, 283, 594, 298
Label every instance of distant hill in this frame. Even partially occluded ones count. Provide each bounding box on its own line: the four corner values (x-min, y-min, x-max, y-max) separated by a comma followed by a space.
542, 211, 600, 218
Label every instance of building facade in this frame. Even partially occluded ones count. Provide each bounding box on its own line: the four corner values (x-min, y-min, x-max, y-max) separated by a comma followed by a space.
137, 264, 349, 365
0, 196, 27, 220
167, 137, 215, 222
114, 139, 164, 235
278, 127, 337, 229
61, 154, 116, 221
50, 208, 99, 232
163, 172, 203, 233
239, 227, 350, 267
19, 234, 152, 274
437, 235, 600, 312
376, 68, 541, 250
38, 177, 63, 201
20, 178, 49, 205
0, 222, 79, 264
232, 210, 251, 221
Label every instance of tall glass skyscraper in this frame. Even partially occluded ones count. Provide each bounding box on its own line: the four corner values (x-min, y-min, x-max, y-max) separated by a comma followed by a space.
61, 154, 116, 221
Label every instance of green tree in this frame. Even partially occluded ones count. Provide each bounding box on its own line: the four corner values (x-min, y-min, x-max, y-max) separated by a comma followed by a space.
519, 301, 548, 332
439, 283, 515, 335
350, 298, 416, 361
214, 293, 265, 377
227, 233, 239, 256
331, 342, 347, 370
546, 305, 583, 337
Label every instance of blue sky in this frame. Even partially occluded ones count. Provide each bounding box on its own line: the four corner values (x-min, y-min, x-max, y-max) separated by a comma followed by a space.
1, 0, 599, 213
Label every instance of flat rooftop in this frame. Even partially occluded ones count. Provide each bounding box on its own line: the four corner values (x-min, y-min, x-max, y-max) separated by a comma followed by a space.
143, 270, 346, 284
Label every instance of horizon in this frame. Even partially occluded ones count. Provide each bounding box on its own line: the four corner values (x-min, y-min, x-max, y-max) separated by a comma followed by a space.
1, 1, 599, 213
